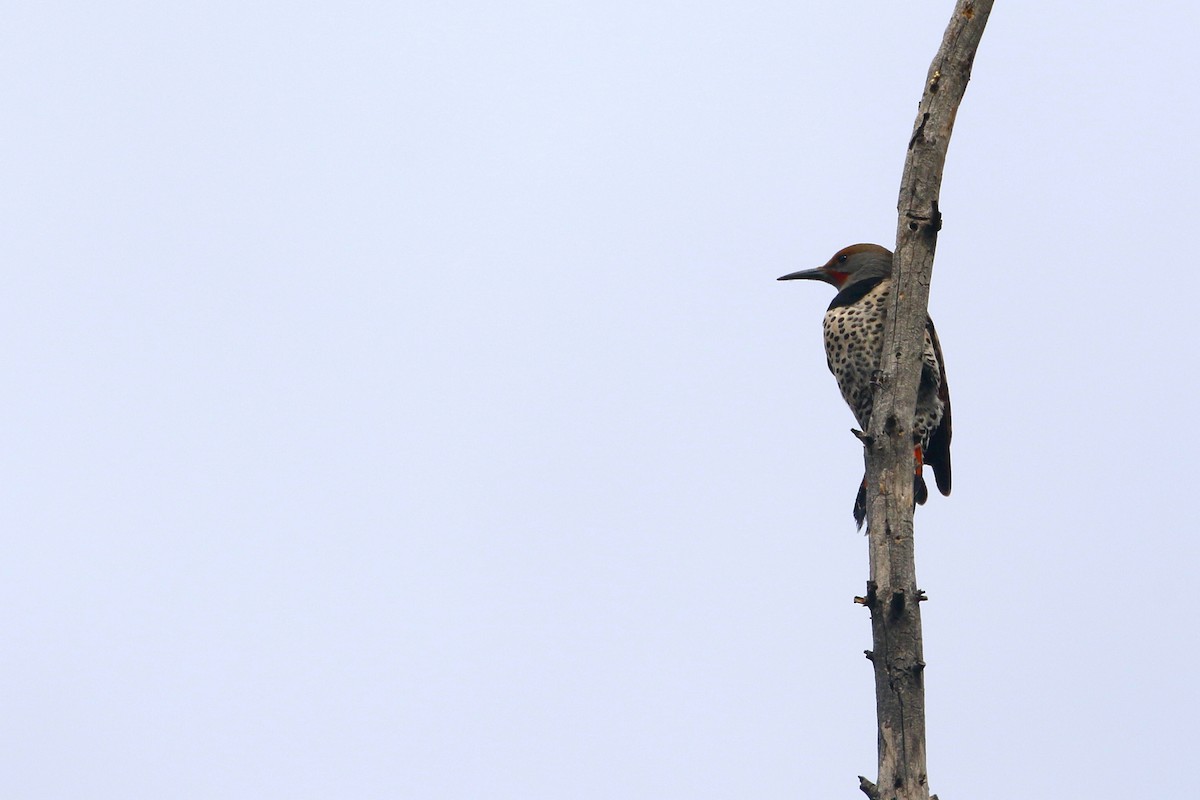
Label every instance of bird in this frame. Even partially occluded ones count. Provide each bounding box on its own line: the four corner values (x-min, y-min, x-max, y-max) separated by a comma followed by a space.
778, 243, 951, 527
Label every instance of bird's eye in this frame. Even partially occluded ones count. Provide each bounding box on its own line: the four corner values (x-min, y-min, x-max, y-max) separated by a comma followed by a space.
837, 254, 848, 264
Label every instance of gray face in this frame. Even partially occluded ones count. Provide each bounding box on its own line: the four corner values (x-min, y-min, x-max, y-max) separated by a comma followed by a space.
777, 243, 893, 291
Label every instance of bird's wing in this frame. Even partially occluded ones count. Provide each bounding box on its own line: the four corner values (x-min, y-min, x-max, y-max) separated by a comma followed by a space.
924, 316, 952, 496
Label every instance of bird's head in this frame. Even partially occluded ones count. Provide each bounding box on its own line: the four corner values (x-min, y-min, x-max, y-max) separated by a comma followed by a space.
777, 243, 893, 290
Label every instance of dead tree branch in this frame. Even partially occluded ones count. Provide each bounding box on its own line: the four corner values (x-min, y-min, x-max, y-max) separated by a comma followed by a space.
859, 2, 993, 798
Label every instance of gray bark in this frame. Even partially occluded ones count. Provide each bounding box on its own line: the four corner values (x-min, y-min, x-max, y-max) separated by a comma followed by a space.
857, 3, 993, 799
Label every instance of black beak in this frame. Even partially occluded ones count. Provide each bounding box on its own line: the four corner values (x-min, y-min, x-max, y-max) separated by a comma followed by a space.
777, 266, 834, 284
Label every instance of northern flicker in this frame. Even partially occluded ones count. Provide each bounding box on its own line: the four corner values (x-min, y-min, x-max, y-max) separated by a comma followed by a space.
778, 243, 951, 527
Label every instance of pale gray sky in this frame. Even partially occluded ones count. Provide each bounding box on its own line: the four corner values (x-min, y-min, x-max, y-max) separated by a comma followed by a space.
4, 2, 1199, 798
